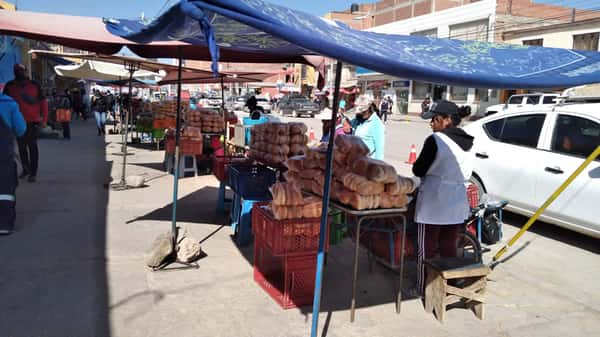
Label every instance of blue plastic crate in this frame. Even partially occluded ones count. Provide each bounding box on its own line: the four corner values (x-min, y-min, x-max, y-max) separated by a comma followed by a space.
243, 116, 269, 145
228, 164, 276, 200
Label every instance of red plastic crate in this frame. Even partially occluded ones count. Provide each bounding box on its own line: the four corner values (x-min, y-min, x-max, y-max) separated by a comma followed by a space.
165, 138, 203, 155
252, 203, 329, 256
253, 238, 316, 309
212, 155, 252, 182
466, 183, 479, 209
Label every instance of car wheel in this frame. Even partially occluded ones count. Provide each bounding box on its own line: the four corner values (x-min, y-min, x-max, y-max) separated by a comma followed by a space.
469, 175, 486, 204
292, 110, 298, 118
310, 114, 315, 118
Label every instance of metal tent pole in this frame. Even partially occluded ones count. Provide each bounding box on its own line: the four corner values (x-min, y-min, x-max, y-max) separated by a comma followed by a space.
171, 49, 184, 246
310, 61, 343, 337
112, 62, 139, 191
220, 75, 226, 154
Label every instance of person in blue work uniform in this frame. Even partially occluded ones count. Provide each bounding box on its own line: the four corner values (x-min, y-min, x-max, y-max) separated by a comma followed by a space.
350, 97, 385, 160
0, 91, 27, 235
411, 100, 474, 295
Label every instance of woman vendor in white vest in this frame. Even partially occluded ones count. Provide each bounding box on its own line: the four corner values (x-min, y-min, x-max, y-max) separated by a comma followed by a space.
411, 100, 475, 294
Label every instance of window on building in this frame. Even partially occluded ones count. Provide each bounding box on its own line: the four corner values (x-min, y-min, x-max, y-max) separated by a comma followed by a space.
450, 86, 469, 101
411, 28, 438, 38
449, 19, 489, 41
573, 32, 599, 51
412, 81, 432, 100
475, 88, 489, 102
552, 115, 600, 158
523, 39, 543, 46
543, 96, 557, 104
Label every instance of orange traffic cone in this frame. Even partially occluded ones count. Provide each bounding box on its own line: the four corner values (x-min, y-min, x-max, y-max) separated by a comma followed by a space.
309, 127, 315, 141
406, 144, 417, 164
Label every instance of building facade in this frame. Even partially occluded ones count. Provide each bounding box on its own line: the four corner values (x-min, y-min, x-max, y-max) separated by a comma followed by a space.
325, 0, 600, 115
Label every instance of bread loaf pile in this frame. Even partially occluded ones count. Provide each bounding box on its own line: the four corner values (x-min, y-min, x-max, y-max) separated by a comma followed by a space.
165, 126, 203, 141
284, 135, 416, 210
186, 109, 202, 128
200, 112, 225, 133
268, 182, 323, 220
248, 122, 309, 165
156, 100, 179, 119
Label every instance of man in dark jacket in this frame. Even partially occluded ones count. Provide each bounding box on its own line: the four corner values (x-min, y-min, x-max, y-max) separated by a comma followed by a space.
0, 91, 26, 235
3, 64, 46, 182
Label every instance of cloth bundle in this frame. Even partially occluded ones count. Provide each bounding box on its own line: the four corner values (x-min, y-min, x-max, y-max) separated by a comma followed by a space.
249, 122, 309, 165
284, 135, 416, 210
268, 182, 323, 220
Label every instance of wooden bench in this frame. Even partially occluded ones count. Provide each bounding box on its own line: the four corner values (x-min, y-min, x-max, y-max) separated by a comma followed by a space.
424, 258, 490, 323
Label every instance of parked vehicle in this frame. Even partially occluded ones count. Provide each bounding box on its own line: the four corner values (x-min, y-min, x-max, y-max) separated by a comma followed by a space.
207, 96, 223, 107
275, 95, 320, 117
225, 96, 247, 111
256, 97, 272, 113
482, 93, 559, 117
463, 96, 600, 238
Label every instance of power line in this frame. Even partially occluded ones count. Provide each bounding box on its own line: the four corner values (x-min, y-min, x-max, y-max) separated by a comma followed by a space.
153, 0, 173, 21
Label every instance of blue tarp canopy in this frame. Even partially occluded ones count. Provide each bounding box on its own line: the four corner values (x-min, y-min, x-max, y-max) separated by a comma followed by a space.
106, 0, 600, 89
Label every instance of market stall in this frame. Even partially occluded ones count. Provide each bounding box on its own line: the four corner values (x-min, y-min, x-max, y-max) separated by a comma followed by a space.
105, 1, 600, 336
4, 3, 600, 337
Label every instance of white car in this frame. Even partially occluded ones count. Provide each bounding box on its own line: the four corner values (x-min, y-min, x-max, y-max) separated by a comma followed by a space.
482, 93, 559, 117
256, 97, 272, 113
464, 100, 600, 238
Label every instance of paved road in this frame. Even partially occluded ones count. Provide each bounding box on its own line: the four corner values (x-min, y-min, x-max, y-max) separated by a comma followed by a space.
1, 118, 598, 337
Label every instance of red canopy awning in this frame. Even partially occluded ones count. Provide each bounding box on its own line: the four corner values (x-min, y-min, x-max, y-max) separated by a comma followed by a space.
158, 71, 274, 85
0, 10, 314, 65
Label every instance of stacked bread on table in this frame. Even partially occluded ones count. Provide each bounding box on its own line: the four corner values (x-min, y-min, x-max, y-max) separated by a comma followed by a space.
284, 135, 416, 210
268, 182, 323, 220
248, 122, 309, 165
155, 100, 179, 119
186, 109, 202, 128
200, 112, 225, 133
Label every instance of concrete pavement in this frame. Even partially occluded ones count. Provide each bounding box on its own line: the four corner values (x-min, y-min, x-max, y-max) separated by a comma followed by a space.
1, 119, 598, 337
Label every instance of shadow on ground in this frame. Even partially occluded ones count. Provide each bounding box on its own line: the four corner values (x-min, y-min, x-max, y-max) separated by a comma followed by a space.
502, 211, 599, 254
0, 121, 112, 337
126, 186, 229, 226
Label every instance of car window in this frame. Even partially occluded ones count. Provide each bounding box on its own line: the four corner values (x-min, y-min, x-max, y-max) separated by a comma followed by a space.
484, 114, 546, 147
551, 114, 600, 158
526, 95, 540, 104
257, 98, 268, 102
508, 96, 524, 104
543, 96, 557, 104
483, 119, 503, 140
500, 114, 546, 148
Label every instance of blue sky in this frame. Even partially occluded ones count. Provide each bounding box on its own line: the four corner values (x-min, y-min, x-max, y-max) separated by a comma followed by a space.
16, 0, 353, 18
15, 0, 600, 19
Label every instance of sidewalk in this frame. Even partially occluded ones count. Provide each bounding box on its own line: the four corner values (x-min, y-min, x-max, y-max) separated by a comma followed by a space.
1, 120, 598, 337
